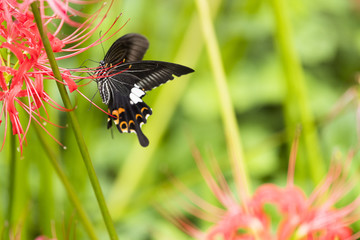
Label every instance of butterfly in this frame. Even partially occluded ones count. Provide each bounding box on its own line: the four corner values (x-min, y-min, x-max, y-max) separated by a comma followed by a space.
95, 33, 194, 147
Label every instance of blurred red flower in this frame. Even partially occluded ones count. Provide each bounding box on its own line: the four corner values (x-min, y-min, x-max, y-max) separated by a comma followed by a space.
35, 236, 56, 240
169, 142, 360, 240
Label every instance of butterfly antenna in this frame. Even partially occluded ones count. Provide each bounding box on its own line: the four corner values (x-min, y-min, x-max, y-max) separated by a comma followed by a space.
87, 90, 99, 111
75, 58, 101, 84
99, 30, 106, 57
74, 63, 94, 84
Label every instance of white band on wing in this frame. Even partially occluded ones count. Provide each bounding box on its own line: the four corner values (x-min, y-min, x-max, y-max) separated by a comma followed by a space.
129, 86, 145, 104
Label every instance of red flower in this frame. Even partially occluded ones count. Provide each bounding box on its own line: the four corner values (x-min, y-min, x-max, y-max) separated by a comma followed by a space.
21, 0, 100, 27
35, 236, 56, 240
169, 144, 360, 239
0, 0, 122, 152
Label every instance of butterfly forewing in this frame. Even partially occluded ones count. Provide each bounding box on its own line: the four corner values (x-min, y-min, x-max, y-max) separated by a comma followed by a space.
96, 33, 194, 147
112, 61, 194, 91
104, 33, 149, 64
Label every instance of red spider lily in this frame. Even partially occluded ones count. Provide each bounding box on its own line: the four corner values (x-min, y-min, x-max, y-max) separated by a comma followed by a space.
35, 236, 56, 240
168, 140, 360, 240
21, 0, 100, 27
0, 0, 123, 152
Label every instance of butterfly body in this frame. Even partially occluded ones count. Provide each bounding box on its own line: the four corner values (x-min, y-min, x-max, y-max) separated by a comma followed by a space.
95, 33, 194, 147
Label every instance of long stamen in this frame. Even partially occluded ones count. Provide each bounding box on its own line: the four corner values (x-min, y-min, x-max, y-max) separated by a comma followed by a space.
0, 102, 8, 151
76, 89, 115, 117
20, 101, 65, 148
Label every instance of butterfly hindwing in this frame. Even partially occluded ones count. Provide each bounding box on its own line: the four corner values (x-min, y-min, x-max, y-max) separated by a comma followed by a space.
106, 82, 152, 147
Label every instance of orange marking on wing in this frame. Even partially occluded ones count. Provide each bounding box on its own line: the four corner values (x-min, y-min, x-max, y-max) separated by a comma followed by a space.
112, 108, 125, 120
135, 114, 142, 120
120, 121, 128, 132
112, 109, 119, 118
118, 108, 125, 114
129, 120, 135, 125
141, 107, 148, 113
129, 120, 136, 132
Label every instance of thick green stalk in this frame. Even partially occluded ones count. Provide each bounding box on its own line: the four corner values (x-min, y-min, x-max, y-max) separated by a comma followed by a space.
269, 0, 325, 182
30, 3, 118, 240
37, 157, 54, 236
33, 124, 98, 240
6, 126, 16, 236
195, 0, 250, 198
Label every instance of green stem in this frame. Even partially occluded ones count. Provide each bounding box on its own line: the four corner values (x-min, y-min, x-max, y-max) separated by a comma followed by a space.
195, 0, 250, 198
33, 124, 98, 240
269, 0, 325, 182
30, 3, 118, 240
7, 125, 16, 237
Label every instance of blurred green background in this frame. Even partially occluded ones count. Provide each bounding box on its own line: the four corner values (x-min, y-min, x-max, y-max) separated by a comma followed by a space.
1, 0, 360, 239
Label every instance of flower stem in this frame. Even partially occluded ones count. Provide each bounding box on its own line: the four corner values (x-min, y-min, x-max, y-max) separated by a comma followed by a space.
30, 3, 118, 240
195, 0, 250, 198
7, 124, 16, 235
269, 0, 325, 182
33, 124, 98, 240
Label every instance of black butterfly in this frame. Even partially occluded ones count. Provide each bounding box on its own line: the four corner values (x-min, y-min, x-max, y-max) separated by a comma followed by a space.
95, 33, 194, 147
